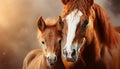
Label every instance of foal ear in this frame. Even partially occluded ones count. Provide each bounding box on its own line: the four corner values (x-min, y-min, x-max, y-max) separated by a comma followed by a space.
37, 16, 46, 32
57, 16, 64, 31
61, 0, 70, 5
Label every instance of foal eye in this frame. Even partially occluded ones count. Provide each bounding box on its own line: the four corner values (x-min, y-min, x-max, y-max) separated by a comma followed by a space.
41, 41, 45, 45
82, 19, 89, 28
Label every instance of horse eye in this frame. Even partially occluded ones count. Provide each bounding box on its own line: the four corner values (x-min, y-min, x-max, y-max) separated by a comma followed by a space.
58, 40, 62, 45
82, 19, 89, 28
41, 41, 45, 45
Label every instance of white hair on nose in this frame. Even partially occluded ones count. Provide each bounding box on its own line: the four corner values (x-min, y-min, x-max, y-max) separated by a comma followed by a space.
65, 9, 83, 52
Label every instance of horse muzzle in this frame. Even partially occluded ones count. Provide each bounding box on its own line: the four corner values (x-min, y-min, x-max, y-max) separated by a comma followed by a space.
63, 48, 78, 62
46, 54, 57, 66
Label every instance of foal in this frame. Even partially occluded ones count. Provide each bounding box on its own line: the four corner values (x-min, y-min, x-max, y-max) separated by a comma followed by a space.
23, 16, 65, 69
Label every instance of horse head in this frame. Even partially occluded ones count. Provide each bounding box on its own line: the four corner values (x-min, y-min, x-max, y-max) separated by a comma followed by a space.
37, 16, 64, 66
61, 0, 95, 62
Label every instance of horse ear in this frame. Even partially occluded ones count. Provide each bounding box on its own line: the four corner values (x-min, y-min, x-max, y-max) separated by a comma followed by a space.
57, 16, 64, 31
37, 16, 46, 32
88, 0, 94, 6
61, 0, 70, 5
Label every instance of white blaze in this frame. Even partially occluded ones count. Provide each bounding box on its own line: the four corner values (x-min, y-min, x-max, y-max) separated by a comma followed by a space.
65, 9, 83, 52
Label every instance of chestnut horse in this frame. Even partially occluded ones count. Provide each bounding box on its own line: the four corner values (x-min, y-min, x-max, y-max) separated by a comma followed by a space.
61, 0, 120, 69
23, 16, 65, 69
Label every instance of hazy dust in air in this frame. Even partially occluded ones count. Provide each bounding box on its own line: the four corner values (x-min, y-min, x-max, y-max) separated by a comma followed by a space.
0, 0, 61, 69
95, 0, 120, 26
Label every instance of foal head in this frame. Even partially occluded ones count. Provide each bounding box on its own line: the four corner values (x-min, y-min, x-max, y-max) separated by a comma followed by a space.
37, 16, 64, 66
61, 0, 95, 62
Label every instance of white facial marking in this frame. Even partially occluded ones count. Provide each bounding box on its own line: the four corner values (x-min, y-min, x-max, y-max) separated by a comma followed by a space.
65, 9, 83, 52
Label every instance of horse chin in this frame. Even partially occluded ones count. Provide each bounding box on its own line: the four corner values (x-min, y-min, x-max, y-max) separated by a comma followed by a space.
67, 57, 76, 62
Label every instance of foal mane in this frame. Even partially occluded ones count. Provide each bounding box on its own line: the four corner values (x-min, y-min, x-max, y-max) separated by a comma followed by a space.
93, 4, 119, 48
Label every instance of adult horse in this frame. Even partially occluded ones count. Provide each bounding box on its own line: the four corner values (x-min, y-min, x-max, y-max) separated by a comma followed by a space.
61, 0, 120, 69
23, 16, 65, 69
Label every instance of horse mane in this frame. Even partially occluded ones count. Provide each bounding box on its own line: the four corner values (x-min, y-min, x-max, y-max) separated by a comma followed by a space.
61, 0, 91, 18
93, 3, 119, 48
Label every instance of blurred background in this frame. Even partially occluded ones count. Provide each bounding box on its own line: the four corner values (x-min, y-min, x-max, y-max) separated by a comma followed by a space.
0, 0, 120, 69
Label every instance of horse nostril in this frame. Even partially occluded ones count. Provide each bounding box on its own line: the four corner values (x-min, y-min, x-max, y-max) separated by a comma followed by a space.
54, 56, 57, 62
50, 63, 54, 66
71, 49, 76, 57
63, 49, 67, 56
47, 57, 50, 62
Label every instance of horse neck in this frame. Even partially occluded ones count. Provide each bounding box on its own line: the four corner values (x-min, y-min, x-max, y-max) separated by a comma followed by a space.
92, 3, 119, 48
38, 54, 50, 69
80, 3, 120, 64
80, 36, 100, 64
